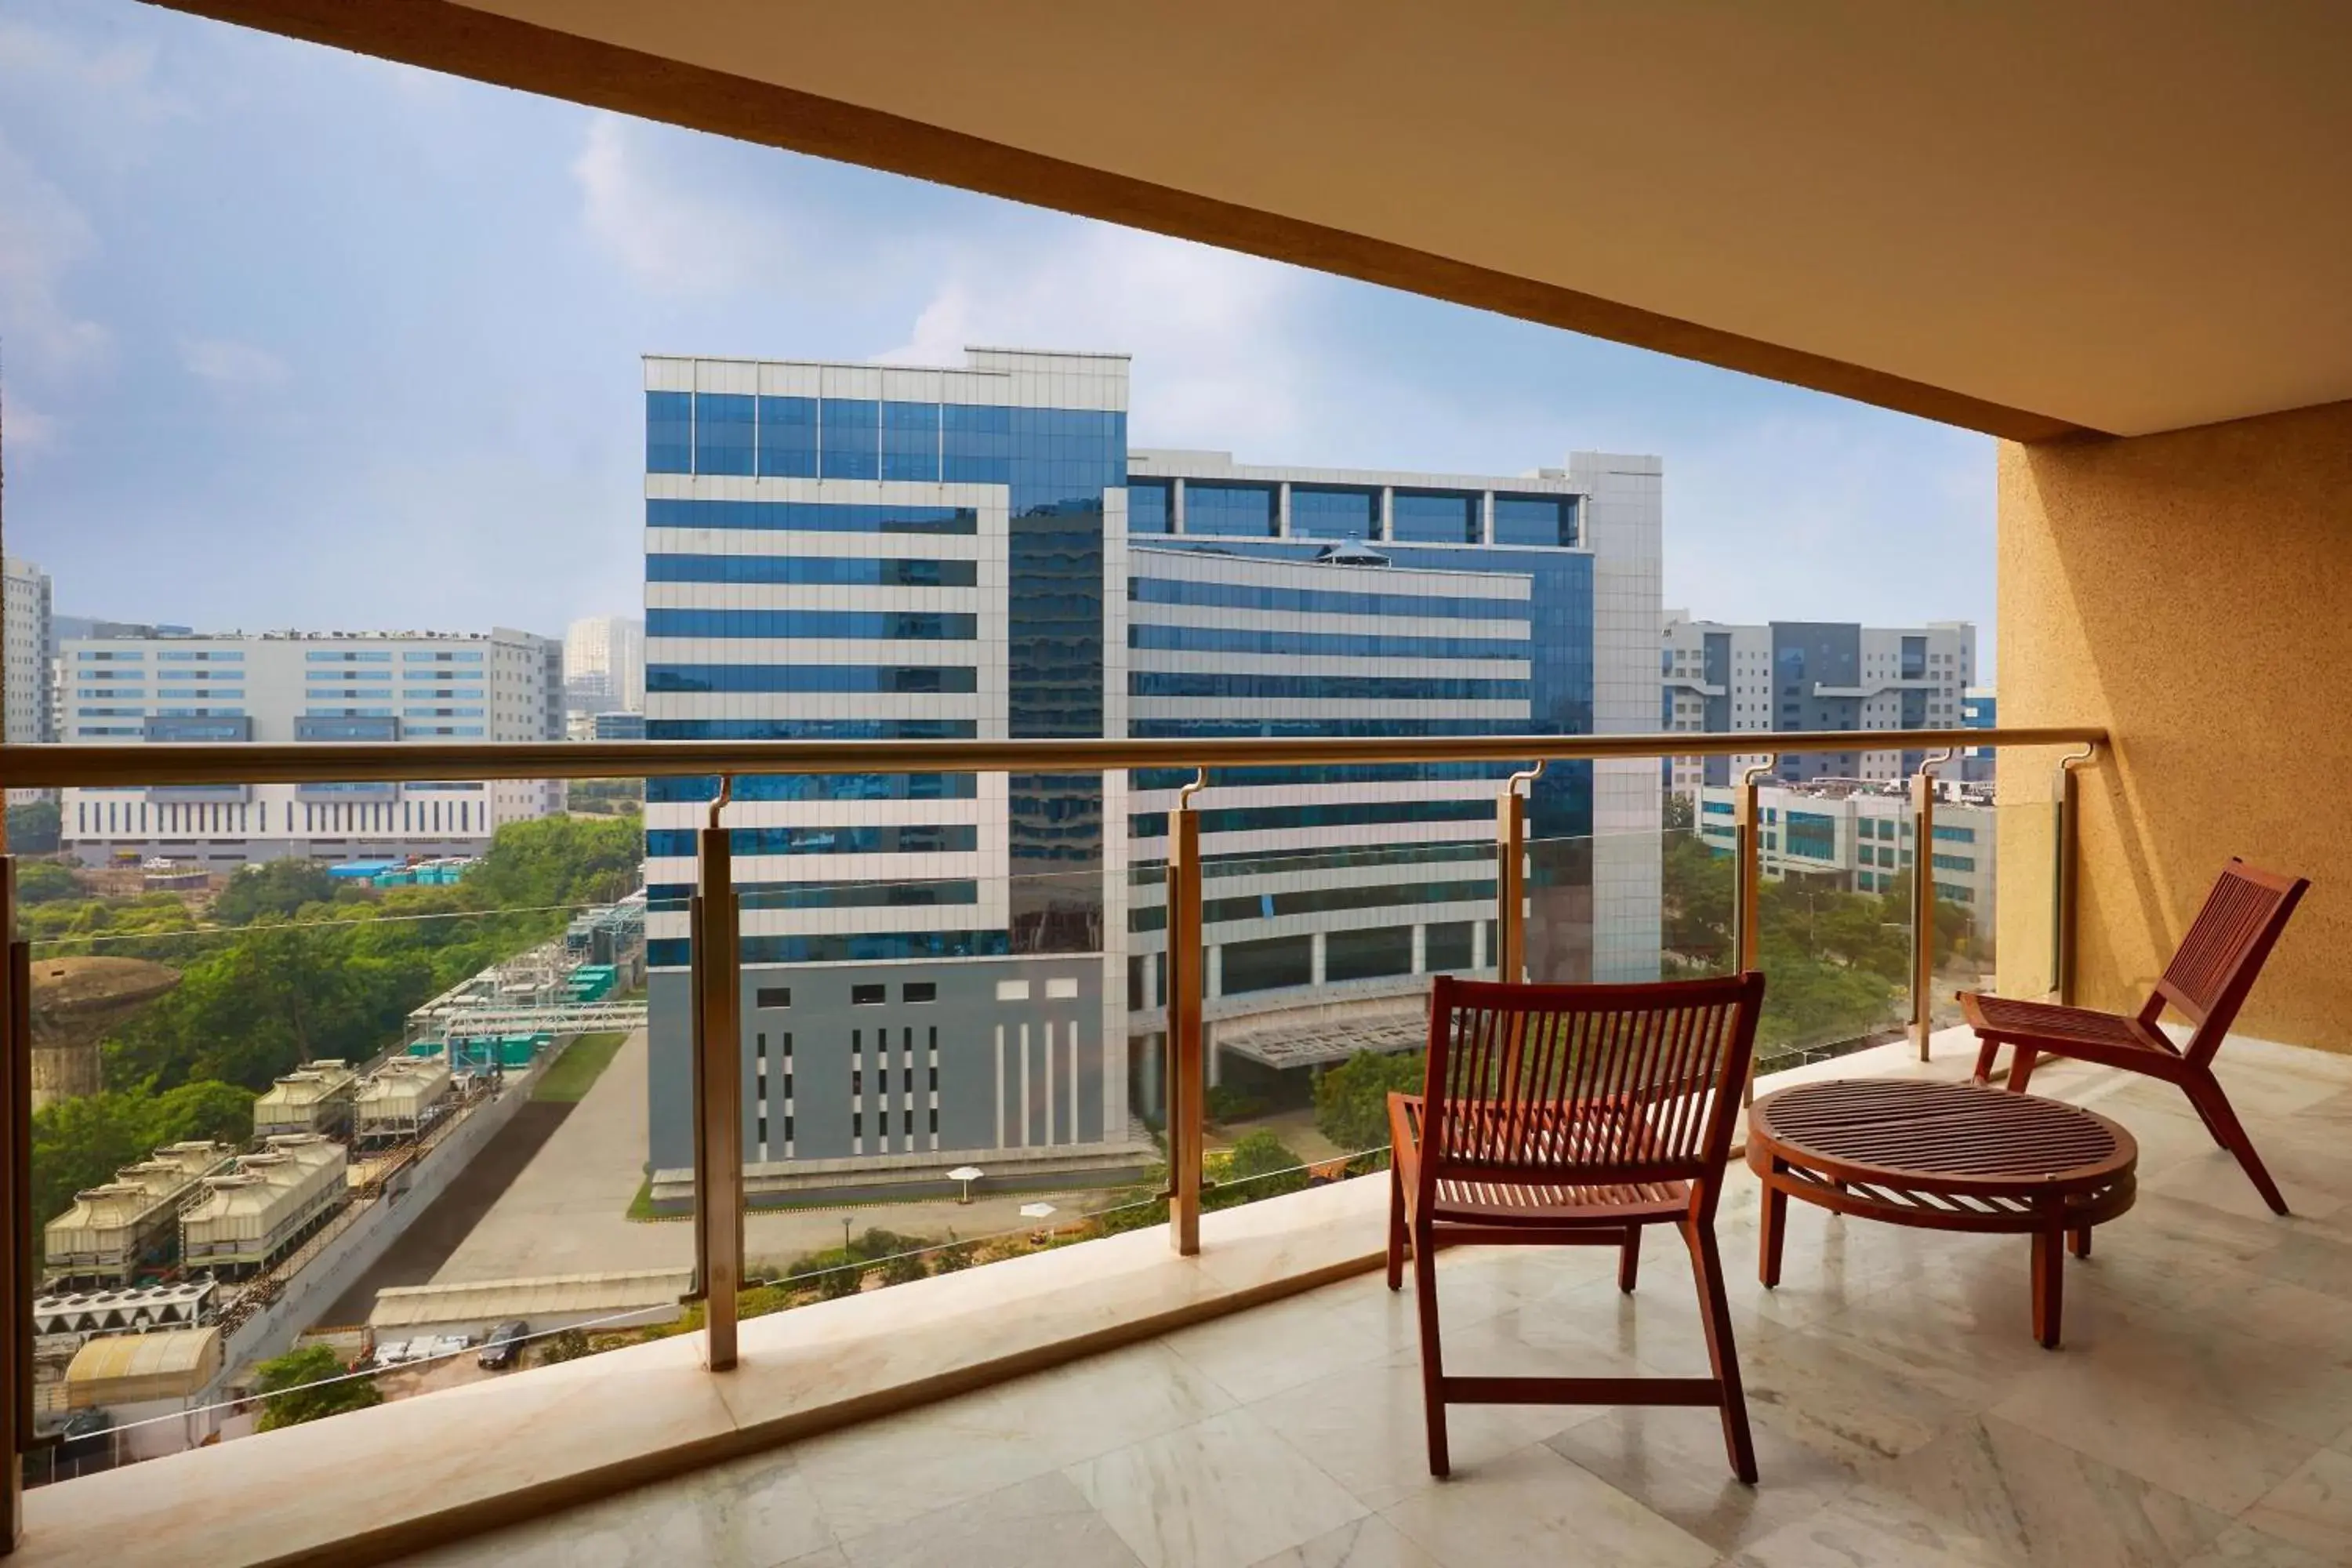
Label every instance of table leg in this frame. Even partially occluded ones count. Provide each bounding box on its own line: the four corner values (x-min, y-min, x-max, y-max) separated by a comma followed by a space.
2032, 1223, 2064, 1348
2069, 1225, 2092, 1260
1760, 1160, 1788, 1289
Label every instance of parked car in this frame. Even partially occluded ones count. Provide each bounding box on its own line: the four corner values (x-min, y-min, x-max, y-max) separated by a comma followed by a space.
477, 1321, 529, 1370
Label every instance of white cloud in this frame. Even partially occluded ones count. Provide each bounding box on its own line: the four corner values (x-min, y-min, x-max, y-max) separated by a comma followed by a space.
885, 223, 1312, 450
0, 132, 109, 377
179, 336, 290, 390
572, 114, 803, 296
1, 396, 59, 456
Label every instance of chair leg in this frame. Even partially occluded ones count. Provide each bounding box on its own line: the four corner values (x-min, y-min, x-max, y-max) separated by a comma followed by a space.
2184, 1071, 2290, 1215
2031, 1221, 2065, 1348
1618, 1229, 1641, 1294
1682, 1219, 1759, 1484
2005, 1045, 2041, 1092
1386, 1160, 1406, 1290
1410, 1223, 1450, 1477
1972, 1035, 2001, 1084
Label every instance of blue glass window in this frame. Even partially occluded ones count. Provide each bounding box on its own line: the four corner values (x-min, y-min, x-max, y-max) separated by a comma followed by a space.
156, 687, 245, 699
648, 774, 978, 804
1128, 623, 1526, 662
757, 396, 817, 477
1289, 486, 1378, 540
648, 664, 978, 695
942, 403, 1011, 484
881, 401, 941, 481
647, 717, 977, 741
305, 687, 391, 699
644, 608, 976, 640
1131, 672, 1526, 702
645, 499, 976, 535
157, 651, 244, 662
76, 651, 143, 661
1185, 481, 1276, 537
819, 398, 879, 479
646, 390, 691, 474
644, 823, 980, 858
648, 929, 1009, 970
1932, 825, 1977, 843
1128, 480, 1172, 535
693, 393, 755, 476
1494, 494, 1575, 548
296, 715, 398, 741
647, 554, 976, 587
307, 651, 390, 662
1785, 811, 1838, 859
1131, 798, 1494, 838
1391, 490, 1478, 543
1131, 575, 1527, 622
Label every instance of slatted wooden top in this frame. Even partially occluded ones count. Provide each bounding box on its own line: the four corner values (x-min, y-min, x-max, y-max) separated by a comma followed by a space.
1749, 1080, 2136, 1197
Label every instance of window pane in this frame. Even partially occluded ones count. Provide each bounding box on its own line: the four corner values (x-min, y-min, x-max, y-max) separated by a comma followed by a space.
1128, 479, 1172, 535
1392, 489, 1477, 543
693, 392, 755, 476
880, 401, 941, 482
1290, 485, 1377, 540
820, 398, 880, 480
757, 395, 817, 477
1185, 481, 1276, 537
645, 390, 691, 474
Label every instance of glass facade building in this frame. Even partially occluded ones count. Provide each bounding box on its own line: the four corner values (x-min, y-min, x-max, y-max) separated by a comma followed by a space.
641, 351, 1661, 1202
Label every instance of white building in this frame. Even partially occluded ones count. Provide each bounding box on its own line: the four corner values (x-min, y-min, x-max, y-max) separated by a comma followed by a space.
564, 615, 644, 714
60, 627, 565, 869
1661, 612, 1977, 800
1695, 775, 1996, 913
4, 557, 53, 746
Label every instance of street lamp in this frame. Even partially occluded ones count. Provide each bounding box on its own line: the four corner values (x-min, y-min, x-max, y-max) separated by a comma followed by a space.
947, 1165, 984, 1205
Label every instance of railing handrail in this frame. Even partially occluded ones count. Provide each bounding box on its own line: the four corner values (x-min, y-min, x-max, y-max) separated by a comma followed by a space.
0, 726, 2105, 789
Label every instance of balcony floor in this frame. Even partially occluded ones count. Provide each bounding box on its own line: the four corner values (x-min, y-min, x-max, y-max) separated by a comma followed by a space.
397, 1034, 2352, 1568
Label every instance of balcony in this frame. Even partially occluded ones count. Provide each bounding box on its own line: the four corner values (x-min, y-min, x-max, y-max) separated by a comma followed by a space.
9, 1022, 2347, 1566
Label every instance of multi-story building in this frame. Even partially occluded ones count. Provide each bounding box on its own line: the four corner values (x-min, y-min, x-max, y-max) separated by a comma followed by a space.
564, 615, 644, 715
1695, 775, 1995, 912
1661, 612, 1976, 798
59, 627, 565, 869
641, 347, 1661, 1200
4, 557, 53, 747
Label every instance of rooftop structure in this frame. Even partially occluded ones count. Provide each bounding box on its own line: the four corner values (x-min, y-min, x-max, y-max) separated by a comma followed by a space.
252, 1061, 357, 1139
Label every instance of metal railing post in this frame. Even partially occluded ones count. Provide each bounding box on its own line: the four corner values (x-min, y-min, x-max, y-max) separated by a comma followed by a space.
1165, 772, 1207, 1256
1909, 750, 1955, 1059
0, 858, 25, 1554
1731, 761, 1773, 1105
2053, 742, 2097, 1006
1495, 762, 1543, 984
689, 779, 742, 1370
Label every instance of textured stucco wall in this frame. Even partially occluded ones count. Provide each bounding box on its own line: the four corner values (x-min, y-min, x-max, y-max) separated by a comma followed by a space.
1996, 398, 2352, 1050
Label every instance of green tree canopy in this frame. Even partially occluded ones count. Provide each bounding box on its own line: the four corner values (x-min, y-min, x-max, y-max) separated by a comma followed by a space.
1313, 1050, 1426, 1154
14, 861, 84, 904
30, 1080, 256, 1226
6, 800, 60, 853
252, 1345, 382, 1430
209, 861, 339, 927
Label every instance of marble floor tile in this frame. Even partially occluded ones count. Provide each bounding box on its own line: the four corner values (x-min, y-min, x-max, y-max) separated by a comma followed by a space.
789, 1388, 1061, 1541
2145, 1152, 2347, 1225
1991, 1359, 2315, 1515
1737, 1315, 1975, 1468
2247, 1229, 2352, 1301
1247, 1515, 1442, 1568
1381, 1441, 1718, 1568
2177, 1522, 2345, 1567
2171, 1268, 2352, 1360
1067, 1407, 1368, 1568
2239, 1446, 2352, 1560
778, 1551, 853, 1568
1248, 1355, 1580, 1512
1545, 1403, 1861, 1555
1875, 1414, 2228, 1568
1163, 1277, 1415, 1404
835, 1472, 1142, 1568
984, 1340, 1236, 1468
1731, 1483, 2027, 1568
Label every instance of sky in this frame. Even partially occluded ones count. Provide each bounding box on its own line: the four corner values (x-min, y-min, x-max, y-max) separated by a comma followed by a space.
0, 2, 1998, 676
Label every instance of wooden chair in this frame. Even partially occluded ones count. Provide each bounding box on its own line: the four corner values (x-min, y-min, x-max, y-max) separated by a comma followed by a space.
1388, 971, 1766, 1483
1962, 858, 2310, 1215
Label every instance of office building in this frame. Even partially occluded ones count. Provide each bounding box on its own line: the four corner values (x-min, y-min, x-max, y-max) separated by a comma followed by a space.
60, 627, 565, 868
4, 557, 53, 746
1661, 612, 1977, 798
564, 615, 644, 715
641, 348, 1661, 1198
1696, 775, 1995, 911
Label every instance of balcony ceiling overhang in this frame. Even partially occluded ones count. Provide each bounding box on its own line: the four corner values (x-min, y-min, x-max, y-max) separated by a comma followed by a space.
158, 2, 2352, 441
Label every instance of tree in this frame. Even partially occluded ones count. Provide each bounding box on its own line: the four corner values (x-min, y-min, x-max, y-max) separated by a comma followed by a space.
535, 1329, 593, 1365
252, 1345, 381, 1430
210, 861, 339, 927
1313, 1050, 1426, 1154
877, 1252, 927, 1287
28, 1080, 256, 1227
14, 860, 83, 904
1662, 793, 1694, 833
817, 1263, 865, 1300
5, 801, 60, 854
1221, 1129, 1304, 1185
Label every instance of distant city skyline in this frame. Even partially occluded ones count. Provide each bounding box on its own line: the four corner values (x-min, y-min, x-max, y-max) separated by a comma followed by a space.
0, 1, 2000, 680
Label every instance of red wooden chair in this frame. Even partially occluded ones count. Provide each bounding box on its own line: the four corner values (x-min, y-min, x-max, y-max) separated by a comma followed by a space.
1962, 858, 2310, 1214
1388, 971, 1766, 1483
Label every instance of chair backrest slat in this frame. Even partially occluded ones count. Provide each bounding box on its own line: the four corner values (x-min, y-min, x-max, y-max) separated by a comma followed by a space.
2147, 859, 2310, 1065
1420, 972, 1766, 1196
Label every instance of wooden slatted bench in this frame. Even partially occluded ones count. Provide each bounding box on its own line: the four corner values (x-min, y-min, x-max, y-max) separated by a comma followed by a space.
1746, 1079, 2137, 1348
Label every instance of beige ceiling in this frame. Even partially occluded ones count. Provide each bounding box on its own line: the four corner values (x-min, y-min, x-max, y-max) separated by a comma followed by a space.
177, 1, 2352, 438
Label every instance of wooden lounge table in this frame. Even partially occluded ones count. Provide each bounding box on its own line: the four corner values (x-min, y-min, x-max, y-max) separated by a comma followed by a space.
1747, 1079, 2136, 1348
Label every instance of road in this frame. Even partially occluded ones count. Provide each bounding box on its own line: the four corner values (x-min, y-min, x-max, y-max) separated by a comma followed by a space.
430, 1029, 1113, 1286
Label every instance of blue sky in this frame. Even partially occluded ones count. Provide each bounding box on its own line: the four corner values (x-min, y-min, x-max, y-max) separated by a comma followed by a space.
0, 2, 1997, 673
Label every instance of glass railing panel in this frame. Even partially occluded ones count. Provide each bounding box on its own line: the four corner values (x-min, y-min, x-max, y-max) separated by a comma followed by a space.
18, 775, 653, 1477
